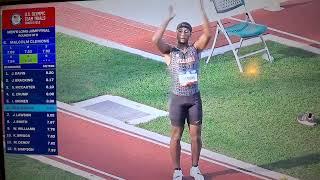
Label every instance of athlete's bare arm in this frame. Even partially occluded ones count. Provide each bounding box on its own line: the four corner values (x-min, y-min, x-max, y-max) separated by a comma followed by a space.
194, 0, 211, 51
152, 5, 175, 55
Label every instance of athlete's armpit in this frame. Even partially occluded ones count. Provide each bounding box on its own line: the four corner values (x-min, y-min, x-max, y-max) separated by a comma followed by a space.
163, 54, 171, 65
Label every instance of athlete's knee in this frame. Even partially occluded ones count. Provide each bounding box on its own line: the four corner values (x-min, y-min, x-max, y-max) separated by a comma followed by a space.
171, 129, 183, 142
171, 133, 182, 143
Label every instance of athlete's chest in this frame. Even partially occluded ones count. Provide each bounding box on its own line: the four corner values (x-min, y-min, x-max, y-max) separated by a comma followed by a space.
170, 47, 199, 65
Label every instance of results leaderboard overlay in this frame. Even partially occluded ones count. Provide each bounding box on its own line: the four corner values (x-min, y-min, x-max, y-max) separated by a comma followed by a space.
2, 7, 57, 154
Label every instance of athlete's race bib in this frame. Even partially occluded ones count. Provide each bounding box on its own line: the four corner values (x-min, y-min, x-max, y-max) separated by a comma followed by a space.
178, 70, 198, 86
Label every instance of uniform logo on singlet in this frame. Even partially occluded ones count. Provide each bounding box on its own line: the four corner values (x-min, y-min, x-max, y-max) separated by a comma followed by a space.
175, 52, 196, 64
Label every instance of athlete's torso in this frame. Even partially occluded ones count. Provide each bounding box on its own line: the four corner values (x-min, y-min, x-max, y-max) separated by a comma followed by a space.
168, 46, 200, 96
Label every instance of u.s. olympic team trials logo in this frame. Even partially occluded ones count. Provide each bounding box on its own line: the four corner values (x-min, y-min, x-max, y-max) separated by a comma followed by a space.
11, 13, 22, 26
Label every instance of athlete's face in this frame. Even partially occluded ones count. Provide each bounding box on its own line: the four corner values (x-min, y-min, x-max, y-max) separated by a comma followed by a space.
176, 27, 191, 44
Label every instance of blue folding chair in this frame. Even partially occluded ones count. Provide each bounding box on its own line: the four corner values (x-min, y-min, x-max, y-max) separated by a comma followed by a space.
206, 0, 273, 72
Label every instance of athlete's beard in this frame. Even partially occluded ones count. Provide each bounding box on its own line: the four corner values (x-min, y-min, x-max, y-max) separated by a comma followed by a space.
177, 40, 189, 49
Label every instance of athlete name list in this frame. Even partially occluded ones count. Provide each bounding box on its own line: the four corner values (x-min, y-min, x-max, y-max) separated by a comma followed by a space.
2, 7, 58, 154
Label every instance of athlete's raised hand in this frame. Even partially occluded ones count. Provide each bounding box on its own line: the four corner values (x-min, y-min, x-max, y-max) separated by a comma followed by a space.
152, 4, 176, 55
168, 5, 176, 21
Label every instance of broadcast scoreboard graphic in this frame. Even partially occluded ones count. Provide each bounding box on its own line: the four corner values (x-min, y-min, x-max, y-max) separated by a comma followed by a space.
2, 7, 57, 154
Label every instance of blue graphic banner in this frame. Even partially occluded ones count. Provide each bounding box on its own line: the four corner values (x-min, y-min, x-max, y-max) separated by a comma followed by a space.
2, 7, 58, 155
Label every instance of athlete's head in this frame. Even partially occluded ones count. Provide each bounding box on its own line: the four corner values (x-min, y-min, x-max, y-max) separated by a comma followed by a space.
176, 22, 192, 44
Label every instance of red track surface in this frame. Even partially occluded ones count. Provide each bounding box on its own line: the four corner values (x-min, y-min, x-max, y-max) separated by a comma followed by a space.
254, 0, 320, 42
7, 0, 319, 53
51, 109, 265, 180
